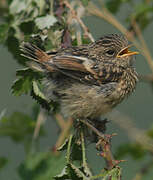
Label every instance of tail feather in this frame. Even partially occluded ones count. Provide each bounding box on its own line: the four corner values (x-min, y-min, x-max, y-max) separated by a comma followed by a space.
20, 42, 51, 63
20, 42, 56, 72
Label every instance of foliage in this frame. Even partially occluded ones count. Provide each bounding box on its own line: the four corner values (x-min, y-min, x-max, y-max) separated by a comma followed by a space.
18, 152, 66, 180
0, 157, 8, 170
1, 0, 153, 179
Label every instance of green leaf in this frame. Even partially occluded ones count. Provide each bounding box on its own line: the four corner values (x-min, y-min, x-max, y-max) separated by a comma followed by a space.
0, 157, 8, 170
6, 35, 26, 65
102, 167, 121, 180
12, 76, 32, 96
31, 81, 51, 111
0, 112, 33, 142
18, 152, 66, 180
130, 3, 153, 30
58, 136, 82, 160
32, 81, 47, 101
0, 111, 44, 143
12, 68, 42, 96
68, 163, 87, 180
20, 21, 35, 35
81, 0, 89, 6
57, 138, 69, 152
71, 142, 82, 161
0, 24, 9, 43
106, 0, 122, 14
54, 166, 69, 180
55, 163, 86, 180
91, 167, 121, 180
35, 15, 57, 30
16, 68, 42, 78
134, 3, 153, 18
10, 0, 27, 14
147, 125, 153, 138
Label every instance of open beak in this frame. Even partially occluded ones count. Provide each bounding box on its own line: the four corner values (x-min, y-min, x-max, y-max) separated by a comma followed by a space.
117, 44, 139, 58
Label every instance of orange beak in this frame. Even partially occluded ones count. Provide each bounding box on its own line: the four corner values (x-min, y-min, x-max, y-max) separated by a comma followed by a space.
117, 44, 139, 58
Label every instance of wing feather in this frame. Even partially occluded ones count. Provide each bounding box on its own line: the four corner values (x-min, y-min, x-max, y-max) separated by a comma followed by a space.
20, 42, 122, 85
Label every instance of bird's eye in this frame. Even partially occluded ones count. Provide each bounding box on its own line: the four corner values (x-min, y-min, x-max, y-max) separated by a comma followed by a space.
106, 50, 115, 56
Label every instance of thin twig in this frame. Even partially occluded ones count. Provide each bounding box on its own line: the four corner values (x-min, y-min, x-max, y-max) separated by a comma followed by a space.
131, 19, 153, 71
33, 108, 46, 140
80, 119, 105, 139
63, 0, 95, 42
80, 119, 124, 172
55, 113, 66, 129
54, 117, 73, 149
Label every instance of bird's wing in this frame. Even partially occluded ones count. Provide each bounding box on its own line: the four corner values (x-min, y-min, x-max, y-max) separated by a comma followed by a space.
20, 42, 122, 85
48, 54, 102, 83
50, 54, 123, 85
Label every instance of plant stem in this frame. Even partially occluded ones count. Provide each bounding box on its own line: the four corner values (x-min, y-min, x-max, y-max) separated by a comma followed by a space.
66, 134, 73, 163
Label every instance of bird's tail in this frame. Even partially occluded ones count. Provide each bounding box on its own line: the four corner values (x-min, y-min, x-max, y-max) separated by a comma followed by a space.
20, 42, 51, 63
20, 42, 56, 72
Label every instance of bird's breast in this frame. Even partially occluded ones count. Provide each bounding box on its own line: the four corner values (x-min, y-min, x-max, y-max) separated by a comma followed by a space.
116, 67, 138, 100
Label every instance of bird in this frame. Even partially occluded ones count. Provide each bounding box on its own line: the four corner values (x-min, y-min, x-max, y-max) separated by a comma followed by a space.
20, 34, 138, 122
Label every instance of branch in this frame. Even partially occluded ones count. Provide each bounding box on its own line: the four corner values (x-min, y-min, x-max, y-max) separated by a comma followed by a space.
55, 113, 66, 129
63, 0, 95, 42
54, 117, 73, 150
33, 108, 47, 140
96, 135, 125, 171
80, 120, 124, 173
130, 19, 153, 72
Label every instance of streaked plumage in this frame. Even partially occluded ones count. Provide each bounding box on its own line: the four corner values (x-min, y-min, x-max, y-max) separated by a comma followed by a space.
20, 34, 138, 119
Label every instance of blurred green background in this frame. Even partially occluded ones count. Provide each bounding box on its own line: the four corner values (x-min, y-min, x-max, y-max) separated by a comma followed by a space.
1, 0, 153, 180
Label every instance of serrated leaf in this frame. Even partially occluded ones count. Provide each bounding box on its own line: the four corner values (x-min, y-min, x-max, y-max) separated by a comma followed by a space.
68, 163, 88, 180
6, 35, 26, 65
55, 163, 90, 180
35, 15, 57, 30
81, 164, 92, 178
102, 167, 121, 180
12, 77, 32, 96
31, 83, 51, 111
16, 68, 42, 78
12, 68, 43, 96
54, 166, 69, 180
57, 138, 69, 151
32, 81, 47, 101
58, 137, 82, 160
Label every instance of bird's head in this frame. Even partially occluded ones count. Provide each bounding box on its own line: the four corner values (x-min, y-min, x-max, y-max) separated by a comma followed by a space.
89, 34, 138, 68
